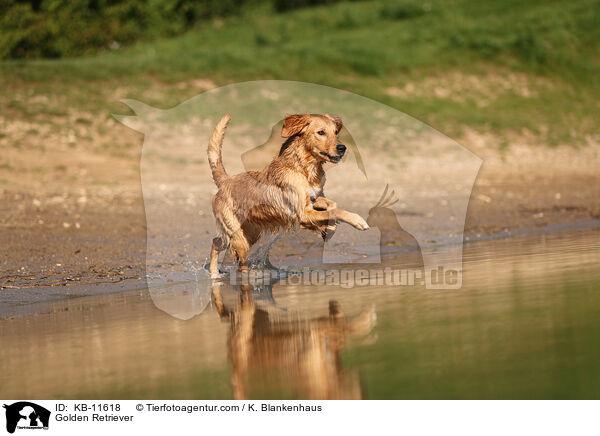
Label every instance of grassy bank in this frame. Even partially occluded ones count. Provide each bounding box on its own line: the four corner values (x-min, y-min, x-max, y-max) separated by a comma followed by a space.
1, 0, 599, 146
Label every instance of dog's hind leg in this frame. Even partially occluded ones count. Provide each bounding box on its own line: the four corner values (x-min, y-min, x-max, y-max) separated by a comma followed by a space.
209, 237, 225, 278
230, 230, 250, 271
233, 247, 249, 270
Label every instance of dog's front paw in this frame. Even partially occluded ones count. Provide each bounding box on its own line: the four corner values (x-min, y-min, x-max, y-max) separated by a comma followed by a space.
348, 213, 369, 230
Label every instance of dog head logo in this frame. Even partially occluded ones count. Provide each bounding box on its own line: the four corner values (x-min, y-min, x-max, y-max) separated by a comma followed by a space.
3, 402, 50, 434
116, 80, 481, 319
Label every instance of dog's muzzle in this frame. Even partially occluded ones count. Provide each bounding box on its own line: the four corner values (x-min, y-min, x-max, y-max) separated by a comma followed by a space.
320, 144, 346, 163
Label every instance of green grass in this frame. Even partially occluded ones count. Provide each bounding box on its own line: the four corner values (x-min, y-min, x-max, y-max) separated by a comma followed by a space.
1, 0, 599, 145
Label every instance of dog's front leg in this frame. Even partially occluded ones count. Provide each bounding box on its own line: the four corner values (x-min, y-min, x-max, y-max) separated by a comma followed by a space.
312, 196, 337, 211
301, 217, 337, 241
301, 207, 369, 231
308, 197, 338, 240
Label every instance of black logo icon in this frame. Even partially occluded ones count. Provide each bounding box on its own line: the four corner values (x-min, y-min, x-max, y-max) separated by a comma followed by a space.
3, 402, 50, 434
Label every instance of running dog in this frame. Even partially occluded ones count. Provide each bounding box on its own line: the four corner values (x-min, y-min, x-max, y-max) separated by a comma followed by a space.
207, 113, 369, 276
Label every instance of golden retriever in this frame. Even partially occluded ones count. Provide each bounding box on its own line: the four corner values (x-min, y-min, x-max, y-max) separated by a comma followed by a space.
207, 113, 369, 277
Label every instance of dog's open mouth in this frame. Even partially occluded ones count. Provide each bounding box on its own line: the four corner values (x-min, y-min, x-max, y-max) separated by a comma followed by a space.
320, 152, 342, 163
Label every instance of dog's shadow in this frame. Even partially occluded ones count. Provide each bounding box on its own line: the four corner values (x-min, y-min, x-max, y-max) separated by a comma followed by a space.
211, 280, 377, 399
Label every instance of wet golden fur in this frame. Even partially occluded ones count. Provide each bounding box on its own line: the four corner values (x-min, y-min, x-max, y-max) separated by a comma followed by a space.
207, 113, 369, 276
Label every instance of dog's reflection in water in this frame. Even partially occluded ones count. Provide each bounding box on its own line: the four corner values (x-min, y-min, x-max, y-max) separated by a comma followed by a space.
211, 281, 376, 400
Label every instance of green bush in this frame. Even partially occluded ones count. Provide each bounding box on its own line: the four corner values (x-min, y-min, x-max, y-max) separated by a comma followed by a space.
0, 1, 56, 58
0, 0, 353, 58
380, 0, 431, 20
273, 0, 343, 12
0, 0, 156, 58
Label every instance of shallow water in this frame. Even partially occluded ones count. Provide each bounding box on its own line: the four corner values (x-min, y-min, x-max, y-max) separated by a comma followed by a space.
1, 228, 599, 399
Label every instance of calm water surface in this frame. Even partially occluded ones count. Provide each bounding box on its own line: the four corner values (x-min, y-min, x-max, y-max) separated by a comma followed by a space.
1, 228, 599, 399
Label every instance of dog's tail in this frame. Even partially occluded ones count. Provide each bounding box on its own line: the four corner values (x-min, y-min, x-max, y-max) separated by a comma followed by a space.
207, 114, 232, 187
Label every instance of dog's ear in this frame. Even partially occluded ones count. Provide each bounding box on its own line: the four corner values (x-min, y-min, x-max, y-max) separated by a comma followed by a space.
325, 114, 343, 132
282, 114, 310, 138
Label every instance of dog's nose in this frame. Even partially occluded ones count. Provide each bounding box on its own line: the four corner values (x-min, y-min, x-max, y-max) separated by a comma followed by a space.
336, 144, 346, 154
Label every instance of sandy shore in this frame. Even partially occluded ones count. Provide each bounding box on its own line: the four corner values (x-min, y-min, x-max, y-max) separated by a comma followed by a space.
1, 116, 599, 291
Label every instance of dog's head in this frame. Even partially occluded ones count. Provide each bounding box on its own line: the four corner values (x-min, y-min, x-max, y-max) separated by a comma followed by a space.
281, 114, 346, 163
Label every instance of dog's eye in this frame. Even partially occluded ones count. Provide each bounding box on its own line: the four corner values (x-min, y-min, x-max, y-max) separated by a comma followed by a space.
317, 130, 326, 136
335, 130, 339, 135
